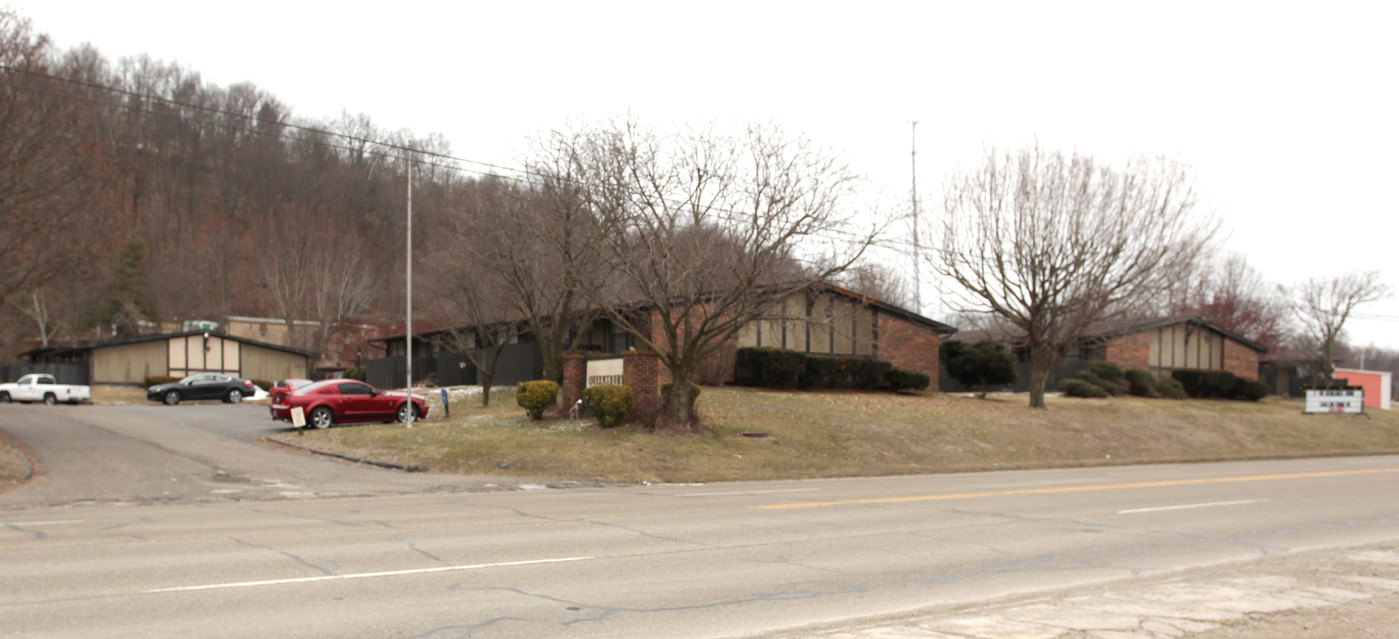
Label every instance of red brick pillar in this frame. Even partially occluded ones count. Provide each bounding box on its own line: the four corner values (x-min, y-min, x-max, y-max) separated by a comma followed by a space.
562, 354, 586, 411
623, 349, 671, 426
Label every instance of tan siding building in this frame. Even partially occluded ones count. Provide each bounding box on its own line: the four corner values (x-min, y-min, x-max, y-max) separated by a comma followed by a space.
733, 284, 952, 382
25, 332, 314, 385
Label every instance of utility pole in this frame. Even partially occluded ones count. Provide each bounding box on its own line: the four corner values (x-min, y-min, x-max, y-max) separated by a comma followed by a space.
405, 141, 414, 428
911, 121, 922, 315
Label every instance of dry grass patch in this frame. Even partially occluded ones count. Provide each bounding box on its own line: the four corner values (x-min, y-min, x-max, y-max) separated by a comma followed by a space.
0, 433, 31, 493
287, 387, 1399, 484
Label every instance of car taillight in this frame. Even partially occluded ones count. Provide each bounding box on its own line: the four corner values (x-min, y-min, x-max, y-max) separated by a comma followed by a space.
244, 381, 254, 387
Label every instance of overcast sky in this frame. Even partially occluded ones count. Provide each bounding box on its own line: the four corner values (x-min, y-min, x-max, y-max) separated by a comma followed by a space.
17, 1, 1399, 350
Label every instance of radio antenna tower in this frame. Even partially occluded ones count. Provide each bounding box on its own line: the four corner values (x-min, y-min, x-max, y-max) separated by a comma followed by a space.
910, 121, 922, 315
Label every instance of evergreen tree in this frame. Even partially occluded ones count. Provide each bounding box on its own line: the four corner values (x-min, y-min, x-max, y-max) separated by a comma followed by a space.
943, 339, 1018, 398
104, 238, 153, 335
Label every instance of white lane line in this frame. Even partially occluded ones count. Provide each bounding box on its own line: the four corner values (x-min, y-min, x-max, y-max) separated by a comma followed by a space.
1118, 499, 1267, 515
681, 488, 821, 497
2, 520, 85, 527
143, 556, 592, 594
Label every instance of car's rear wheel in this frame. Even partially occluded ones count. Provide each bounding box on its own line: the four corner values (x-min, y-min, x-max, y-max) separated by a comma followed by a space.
43, 393, 57, 406
0, 392, 10, 403
310, 406, 334, 429
226, 389, 243, 403
163, 390, 181, 405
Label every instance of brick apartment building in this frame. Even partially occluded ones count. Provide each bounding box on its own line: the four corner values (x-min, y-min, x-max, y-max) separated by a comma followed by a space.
944, 316, 1266, 393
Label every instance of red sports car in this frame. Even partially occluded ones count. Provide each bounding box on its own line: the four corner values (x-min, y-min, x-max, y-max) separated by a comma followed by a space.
267, 378, 313, 408
270, 379, 428, 429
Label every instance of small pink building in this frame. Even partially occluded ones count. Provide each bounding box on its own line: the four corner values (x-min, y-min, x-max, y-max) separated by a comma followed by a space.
1332, 368, 1393, 410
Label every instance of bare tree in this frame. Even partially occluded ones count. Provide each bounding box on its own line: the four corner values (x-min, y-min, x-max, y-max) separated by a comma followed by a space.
932, 144, 1217, 408
1174, 253, 1289, 351
547, 118, 873, 431
832, 261, 913, 309
12, 292, 61, 347
451, 172, 603, 382
1284, 270, 1390, 380
427, 261, 517, 408
258, 212, 375, 362
0, 11, 116, 313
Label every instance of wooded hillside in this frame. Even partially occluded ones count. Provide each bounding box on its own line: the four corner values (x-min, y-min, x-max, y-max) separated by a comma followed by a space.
0, 10, 485, 361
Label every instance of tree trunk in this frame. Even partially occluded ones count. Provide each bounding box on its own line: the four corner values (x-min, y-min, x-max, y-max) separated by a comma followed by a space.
1028, 344, 1058, 409
661, 367, 699, 432
1028, 367, 1049, 409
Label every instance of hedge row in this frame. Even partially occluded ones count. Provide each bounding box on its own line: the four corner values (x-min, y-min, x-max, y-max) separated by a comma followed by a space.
1059, 362, 1264, 402
735, 347, 928, 392
1171, 369, 1269, 401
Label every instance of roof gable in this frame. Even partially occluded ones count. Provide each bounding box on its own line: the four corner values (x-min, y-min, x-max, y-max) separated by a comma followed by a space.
24, 331, 318, 360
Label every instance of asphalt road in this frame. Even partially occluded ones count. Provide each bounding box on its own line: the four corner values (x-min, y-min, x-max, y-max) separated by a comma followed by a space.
0, 403, 553, 508
1, 404, 1398, 638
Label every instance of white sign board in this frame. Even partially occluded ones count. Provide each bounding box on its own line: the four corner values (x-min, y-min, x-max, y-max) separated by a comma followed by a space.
1304, 389, 1364, 414
585, 358, 625, 387
291, 406, 306, 427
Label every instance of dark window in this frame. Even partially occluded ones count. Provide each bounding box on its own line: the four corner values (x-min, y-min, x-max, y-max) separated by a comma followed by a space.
611, 326, 630, 354
340, 383, 375, 396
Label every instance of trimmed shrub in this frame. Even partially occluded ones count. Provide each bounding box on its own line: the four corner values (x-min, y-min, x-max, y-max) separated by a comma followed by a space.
1172, 369, 1239, 399
660, 382, 702, 402
1154, 377, 1188, 399
736, 347, 805, 388
1232, 378, 1269, 402
516, 380, 559, 420
249, 379, 274, 392
943, 339, 1017, 394
739, 347, 904, 392
848, 357, 892, 390
145, 376, 180, 387
1124, 368, 1160, 398
1075, 363, 1128, 396
1074, 370, 1104, 388
1060, 378, 1108, 398
800, 355, 845, 389
885, 368, 930, 392
343, 366, 367, 381
582, 384, 634, 428
1085, 361, 1126, 382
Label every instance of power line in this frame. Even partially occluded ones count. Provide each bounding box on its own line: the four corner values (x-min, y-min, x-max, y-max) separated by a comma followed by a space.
4, 63, 941, 279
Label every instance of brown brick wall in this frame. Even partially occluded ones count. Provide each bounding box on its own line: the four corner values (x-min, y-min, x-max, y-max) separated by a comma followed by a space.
874, 314, 942, 388
561, 354, 586, 410
623, 349, 671, 425
1105, 333, 1151, 371
1224, 342, 1260, 381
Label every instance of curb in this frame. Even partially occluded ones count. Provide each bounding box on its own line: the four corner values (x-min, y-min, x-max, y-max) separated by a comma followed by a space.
262, 437, 428, 473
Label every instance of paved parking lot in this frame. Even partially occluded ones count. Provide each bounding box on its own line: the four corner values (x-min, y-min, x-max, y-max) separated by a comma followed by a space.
0, 403, 522, 509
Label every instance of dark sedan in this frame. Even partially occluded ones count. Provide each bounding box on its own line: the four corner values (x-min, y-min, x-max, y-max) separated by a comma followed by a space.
270, 378, 427, 429
147, 373, 257, 405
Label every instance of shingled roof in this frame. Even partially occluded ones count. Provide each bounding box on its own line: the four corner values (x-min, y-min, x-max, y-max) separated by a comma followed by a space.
950, 315, 1267, 353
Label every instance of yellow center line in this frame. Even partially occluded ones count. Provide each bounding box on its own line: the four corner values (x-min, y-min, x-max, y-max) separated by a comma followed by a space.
755, 467, 1399, 510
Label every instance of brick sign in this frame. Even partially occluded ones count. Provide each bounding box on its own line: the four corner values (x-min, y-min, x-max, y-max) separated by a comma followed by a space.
1304, 389, 1365, 414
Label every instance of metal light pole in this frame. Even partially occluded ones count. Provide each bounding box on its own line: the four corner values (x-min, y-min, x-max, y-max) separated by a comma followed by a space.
404, 141, 414, 428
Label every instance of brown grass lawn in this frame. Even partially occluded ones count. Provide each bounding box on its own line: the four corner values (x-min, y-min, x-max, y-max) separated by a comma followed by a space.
0, 432, 29, 491
277, 387, 1399, 485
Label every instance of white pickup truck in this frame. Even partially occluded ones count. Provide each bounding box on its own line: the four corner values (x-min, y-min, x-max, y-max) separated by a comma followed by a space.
0, 374, 91, 405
